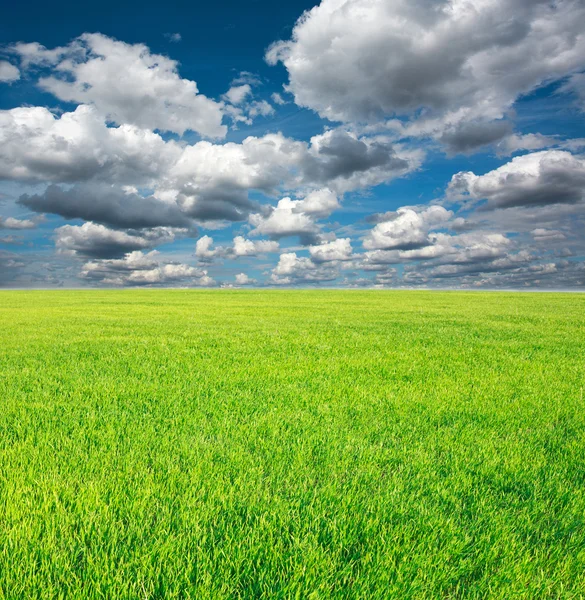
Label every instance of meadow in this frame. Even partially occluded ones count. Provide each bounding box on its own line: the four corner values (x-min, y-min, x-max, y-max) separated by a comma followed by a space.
0, 290, 584, 599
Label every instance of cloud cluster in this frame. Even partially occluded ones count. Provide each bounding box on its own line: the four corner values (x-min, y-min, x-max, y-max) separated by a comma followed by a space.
249, 189, 340, 245
268, 0, 585, 148
270, 252, 338, 285
12, 34, 226, 137
363, 206, 453, 250
1, 17, 584, 289
447, 150, 585, 209
80, 250, 214, 286
1, 105, 420, 229
194, 235, 279, 262
55, 222, 184, 258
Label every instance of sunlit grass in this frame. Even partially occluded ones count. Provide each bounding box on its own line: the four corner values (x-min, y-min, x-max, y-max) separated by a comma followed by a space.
1, 290, 584, 598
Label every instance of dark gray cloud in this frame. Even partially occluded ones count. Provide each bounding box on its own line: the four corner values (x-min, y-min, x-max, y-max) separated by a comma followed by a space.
19, 184, 192, 229
440, 120, 513, 155
302, 129, 410, 185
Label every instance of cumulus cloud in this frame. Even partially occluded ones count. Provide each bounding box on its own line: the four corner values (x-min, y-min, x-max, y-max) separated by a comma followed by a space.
55, 222, 183, 258
267, 0, 585, 148
0, 216, 38, 230
80, 250, 214, 286
248, 190, 338, 245
235, 273, 257, 285
363, 206, 453, 250
1, 106, 421, 226
309, 238, 352, 263
195, 235, 218, 260
0, 61, 20, 83
223, 84, 253, 105
0, 105, 181, 184
447, 150, 585, 209
270, 252, 338, 284
195, 235, 279, 262
12, 33, 226, 138
232, 236, 279, 256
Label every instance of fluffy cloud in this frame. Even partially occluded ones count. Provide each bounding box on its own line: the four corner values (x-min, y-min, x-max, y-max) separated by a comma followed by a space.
232, 236, 279, 256
12, 34, 226, 138
0, 216, 38, 230
0, 61, 20, 83
267, 0, 585, 147
223, 84, 253, 105
195, 235, 279, 262
363, 206, 453, 250
235, 273, 257, 285
55, 222, 182, 258
1, 106, 420, 227
270, 252, 338, 284
248, 192, 336, 245
0, 105, 181, 184
80, 250, 214, 286
448, 150, 585, 209
309, 238, 352, 262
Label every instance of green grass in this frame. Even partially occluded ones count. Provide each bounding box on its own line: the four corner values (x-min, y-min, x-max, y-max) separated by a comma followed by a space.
1, 290, 584, 599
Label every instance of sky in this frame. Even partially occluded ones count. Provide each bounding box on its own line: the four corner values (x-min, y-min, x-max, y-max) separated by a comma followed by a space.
1, 0, 585, 289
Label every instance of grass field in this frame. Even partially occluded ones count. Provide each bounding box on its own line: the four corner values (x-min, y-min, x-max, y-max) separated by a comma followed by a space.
1, 290, 584, 599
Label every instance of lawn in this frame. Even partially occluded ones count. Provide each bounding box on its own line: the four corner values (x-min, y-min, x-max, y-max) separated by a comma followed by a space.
0, 290, 584, 599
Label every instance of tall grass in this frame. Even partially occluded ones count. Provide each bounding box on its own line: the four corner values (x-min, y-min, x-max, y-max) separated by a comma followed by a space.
1, 290, 584, 598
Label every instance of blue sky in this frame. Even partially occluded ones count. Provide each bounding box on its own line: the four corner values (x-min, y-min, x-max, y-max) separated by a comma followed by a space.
1, 0, 585, 288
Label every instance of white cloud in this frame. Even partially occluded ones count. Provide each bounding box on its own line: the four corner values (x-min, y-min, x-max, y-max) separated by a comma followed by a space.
195, 235, 279, 262
80, 250, 214, 286
296, 188, 339, 218
1, 106, 421, 227
309, 238, 352, 262
232, 236, 279, 256
0, 104, 182, 185
363, 206, 453, 250
270, 252, 338, 284
223, 84, 252, 105
14, 33, 226, 138
448, 150, 585, 209
267, 0, 585, 148
235, 273, 256, 285
249, 195, 327, 245
0, 216, 38, 230
271, 92, 286, 105
0, 61, 20, 83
